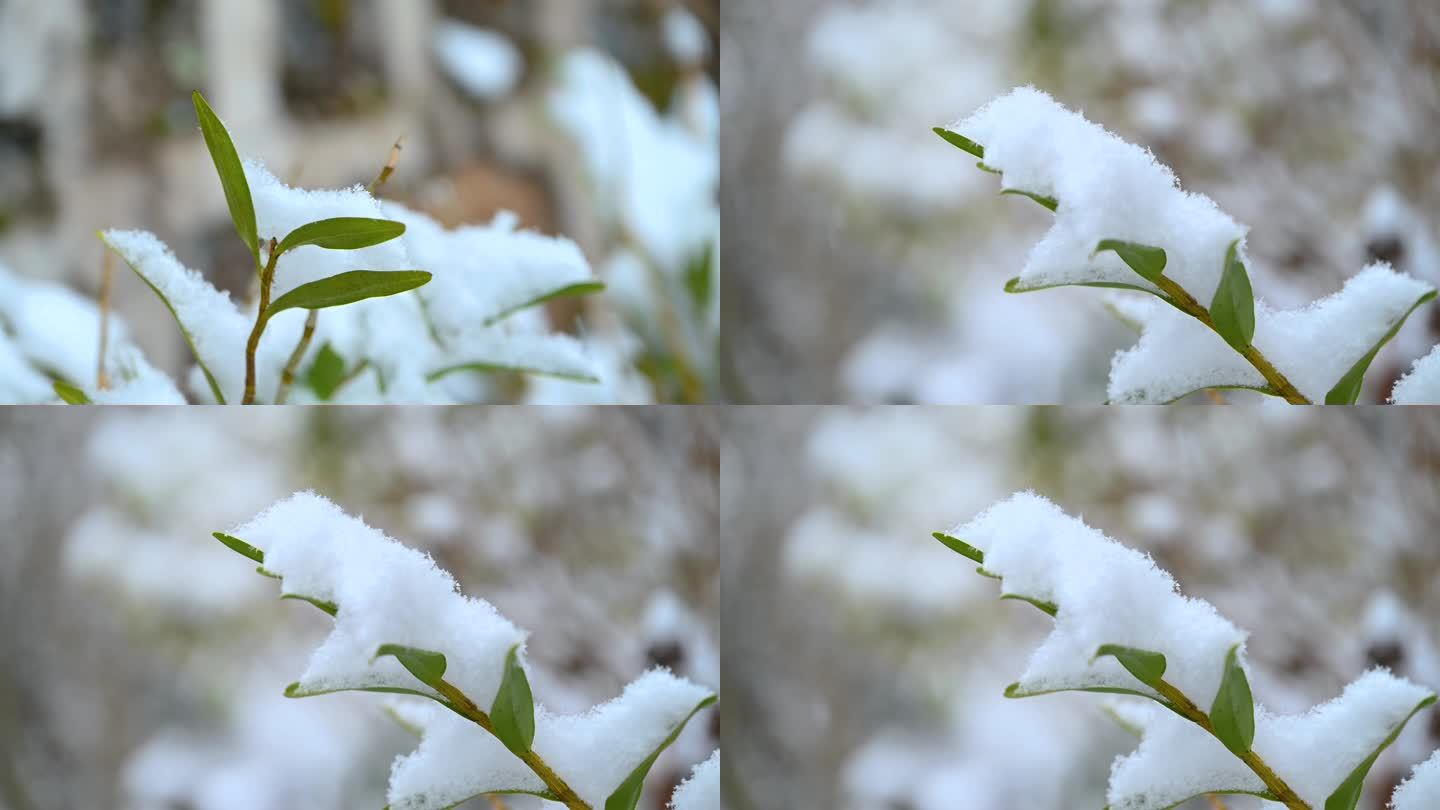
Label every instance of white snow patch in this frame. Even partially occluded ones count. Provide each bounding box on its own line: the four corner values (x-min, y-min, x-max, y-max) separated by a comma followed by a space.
433, 20, 522, 101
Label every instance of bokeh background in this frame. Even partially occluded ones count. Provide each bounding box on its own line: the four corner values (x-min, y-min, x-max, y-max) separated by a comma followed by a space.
0, 0, 719, 403
0, 406, 719, 809
723, 406, 1440, 809
722, 0, 1440, 403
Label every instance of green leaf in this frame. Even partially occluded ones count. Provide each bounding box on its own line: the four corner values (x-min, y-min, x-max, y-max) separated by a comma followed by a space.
1004, 682, 1171, 706
1211, 240, 1256, 351
931, 531, 984, 564
1093, 645, 1167, 687
256, 566, 281, 580
1324, 693, 1436, 810
1001, 188, 1059, 212
1209, 645, 1255, 756
373, 644, 447, 688
932, 127, 984, 158
1326, 289, 1437, 403
265, 270, 432, 317
1004, 275, 1169, 299
1001, 593, 1058, 616
684, 243, 715, 311
212, 531, 264, 563
482, 281, 607, 327
490, 644, 535, 756
53, 381, 90, 404
284, 681, 443, 702
192, 91, 258, 261
306, 343, 346, 400
426, 362, 600, 384
1094, 240, 1168, 282
274, 217, 406, 256
281, 593, 338, 616
604, 694, 717, 810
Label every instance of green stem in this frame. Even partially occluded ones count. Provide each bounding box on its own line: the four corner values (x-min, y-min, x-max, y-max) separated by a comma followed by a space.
1152, 681, 1309, 810
431, 680, 591, 810
1150, 276, 1310, 404
242, 238, 281, 405
275, 310, 317, 404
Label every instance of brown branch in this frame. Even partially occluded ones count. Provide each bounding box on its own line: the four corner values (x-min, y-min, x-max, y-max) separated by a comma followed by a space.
242, 238, 281, 405
97, 249, 114, 390
275, 310, 318, 404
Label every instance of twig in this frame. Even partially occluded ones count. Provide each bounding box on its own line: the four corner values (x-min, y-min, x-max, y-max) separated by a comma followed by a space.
275, 310, 318, 404
242, 238, 281, 405
1206, 795, 1230, 810
368, 136, 405, 195
97, 250, 114, 390
431, 680, 591, 810
485, 796, 510, 810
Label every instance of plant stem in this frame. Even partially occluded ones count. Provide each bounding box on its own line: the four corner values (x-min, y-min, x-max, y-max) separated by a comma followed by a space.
368, 136, 404, 195
1150, 276, 1310, 404
1153, 680, 1309, 810
242, 238, 281, 405
275, 310, 317, 404
432, 679, 591, 810
97, 249, 114, 390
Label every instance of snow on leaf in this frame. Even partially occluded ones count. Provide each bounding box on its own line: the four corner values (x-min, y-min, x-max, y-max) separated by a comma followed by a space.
1107, 264, 1434, 403
669, 750, 719, 810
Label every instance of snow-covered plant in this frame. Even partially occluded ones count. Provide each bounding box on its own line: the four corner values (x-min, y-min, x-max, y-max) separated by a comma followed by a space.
210, 491, 717, 810
935, 87, 1440, 404
80, 92, 603, 405
932, 492, 1438, 810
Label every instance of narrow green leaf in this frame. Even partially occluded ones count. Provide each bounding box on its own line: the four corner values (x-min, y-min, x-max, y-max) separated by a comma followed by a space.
426, 362, 600, 384
284, 681, 443, 702
604, 695, 717, 810
976, 161, 1001, 175
373, 644, 448, 688
1004, 682, 1171, 706
53, 381, 90, 404
1210, 645, 1255, 756
1001, 188, 1059, 212
490, 644, 535, 756
274, 217, 406, 256
1324, 693, 1436, 810
1004, 276, 1168, 298
281, 593, 338, 616
306, 342, 346, 400
932, 127, 984, 158
1093, 644, 1167, 687
266, 270, 432, 317
931, 531, 984, 564
256, 566, 281, 580
684, 243, 715, 311
192, 91, 258, 261
1326, 289, 1437, 403
1211, 240, 1256, 351
482, 281, 607, 327
1094, 240, 1168, 282
212, 531, 264, 563
1001, 593, 1058, 616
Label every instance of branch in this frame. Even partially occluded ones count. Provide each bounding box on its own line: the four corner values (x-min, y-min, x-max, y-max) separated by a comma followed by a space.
97, 249, 114, 390
275, 310, 318, 404
242, 238, 281, 404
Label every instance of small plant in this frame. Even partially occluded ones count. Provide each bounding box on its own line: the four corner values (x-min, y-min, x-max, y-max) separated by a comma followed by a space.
212, 491, 717, 810
935, 87, 1440, 404
65, 91, 604, 405
932, 492, 1439, 809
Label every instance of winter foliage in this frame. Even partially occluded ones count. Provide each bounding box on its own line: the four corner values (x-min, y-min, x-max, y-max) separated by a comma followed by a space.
218, 491, 717, 810
938, 87, 1440, 404
938, 492, 1439, 810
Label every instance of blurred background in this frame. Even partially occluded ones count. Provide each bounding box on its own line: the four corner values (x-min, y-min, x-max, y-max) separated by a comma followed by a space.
722, 0, 1440, 403
0, 0, 719, 403
723, 406, 1440, 809
0, 406, 719, 809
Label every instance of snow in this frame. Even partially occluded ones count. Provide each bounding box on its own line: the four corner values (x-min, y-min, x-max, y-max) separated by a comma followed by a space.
1392, 749, 1440, 810
1107, 670, 1435, 810
670, 750, 719, 810
244, 161, 414, 301
662, 7, 709, 65
101, 229, 263, 402
386, 669, 714, 810
951, 492, 1245, 705
434, 328, 598, 382
0, 328, 54, 402
85, 345, 187, 404
548, 49, 717, 274
432, 20, 522, 101
0, 264, 130, 386
1390, 344, 1440, 404
1106, 264, 1434, 402
379, 203, 597, 335
226, 492, 525, 704
951, 86, 1246, 302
